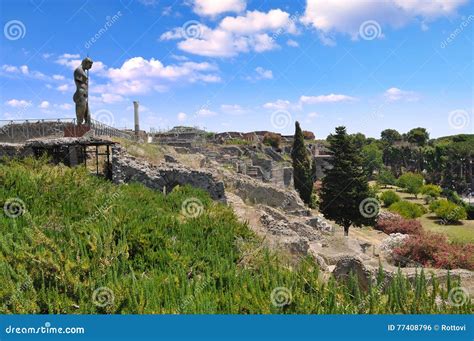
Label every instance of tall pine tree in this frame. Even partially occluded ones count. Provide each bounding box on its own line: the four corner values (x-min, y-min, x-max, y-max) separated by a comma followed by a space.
291, 121, 313, 205
320, 126, 372, 236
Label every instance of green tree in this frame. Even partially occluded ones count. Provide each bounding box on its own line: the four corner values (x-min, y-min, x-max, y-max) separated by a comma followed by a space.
320, 126, 372, 236
350, 132, 367, 149
407, 127, 429, 146
361, 142, 383, 178
377, 168, 397, 187
397, 172, 424, 198
381, 129, 402, 146
291, 121, 313, 205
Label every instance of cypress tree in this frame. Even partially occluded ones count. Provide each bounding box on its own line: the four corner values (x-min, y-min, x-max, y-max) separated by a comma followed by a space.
320, 126, 373, 236
291, 121, 313, 205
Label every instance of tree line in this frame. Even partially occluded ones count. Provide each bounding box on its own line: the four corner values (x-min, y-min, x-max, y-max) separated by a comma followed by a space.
291, 122, 473, 236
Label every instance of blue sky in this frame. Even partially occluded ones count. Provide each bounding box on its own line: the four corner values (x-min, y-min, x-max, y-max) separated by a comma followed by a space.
1, 0, 473, 138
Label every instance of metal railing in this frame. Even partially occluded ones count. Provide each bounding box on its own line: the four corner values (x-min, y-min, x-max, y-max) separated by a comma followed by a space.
89, 119, 135, 140
0, 118, 136, 142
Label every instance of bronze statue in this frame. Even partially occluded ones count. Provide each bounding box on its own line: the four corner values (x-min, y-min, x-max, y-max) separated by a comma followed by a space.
73, 57, 93, 125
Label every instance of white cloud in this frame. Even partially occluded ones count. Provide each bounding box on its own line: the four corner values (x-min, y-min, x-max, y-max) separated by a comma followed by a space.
138, 0, 159, 6
1, 64, 47, 80
52, 74, 65, 80
255, 66, 273, 79
177, 112, 187, 121
197, 108, 217, 117
220, 9, 297, 34
53, 55, 220, 99
101, 93, 125, 104
220, 104, 247, 115
161, 9, 297, 57
5, 99, 32, 108
56, 84, 71, 92
384, 87, 419, 102
39, 101, 50, 109
299, 94, 356, 104
192, 0, 246, 17
308, 112, 320, 118
263, 99, 292, 110
55, 53, 107, 74
103, 57, 221, 95
57, 103, 73, 110
286, 39, 299, 47
302, 0, 468, 41
246, 66, 273, 81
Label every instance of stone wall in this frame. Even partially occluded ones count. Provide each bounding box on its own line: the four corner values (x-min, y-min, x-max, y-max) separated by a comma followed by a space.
0, 143, 34, 159
223, 170, 308, 215
112, 145, 226, 202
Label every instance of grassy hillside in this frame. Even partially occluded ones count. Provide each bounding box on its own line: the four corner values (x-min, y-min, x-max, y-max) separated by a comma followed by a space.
0, 158, 471, 314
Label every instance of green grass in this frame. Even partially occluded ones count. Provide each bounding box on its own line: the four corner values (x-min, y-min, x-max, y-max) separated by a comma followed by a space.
379, 186, 474, 244
0, 158, 471, 314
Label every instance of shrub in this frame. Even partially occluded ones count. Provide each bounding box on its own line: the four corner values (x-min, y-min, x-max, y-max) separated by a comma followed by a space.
388, 200, 425, 219
429, 199, 444, 213
434, 200, 467, 223
420, 184, 442, 198
375, 215, 422, 235
397, 172, 424, 198
377, 169, 397, 187
263, 133, 282, 148
394, 232, 474, 270
380, 190, 401, 207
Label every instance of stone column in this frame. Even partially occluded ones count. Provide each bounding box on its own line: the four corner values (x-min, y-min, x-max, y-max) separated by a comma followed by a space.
133, 101, 140, 136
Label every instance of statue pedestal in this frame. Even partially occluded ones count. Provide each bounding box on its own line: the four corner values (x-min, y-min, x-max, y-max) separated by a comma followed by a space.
64, 124, 91, 137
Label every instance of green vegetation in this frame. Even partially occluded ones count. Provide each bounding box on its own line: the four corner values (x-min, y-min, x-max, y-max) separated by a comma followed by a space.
377, 168, 397, 188
1, 159, 470, 314
432, 200, 467, 223
263, 132, 282, 149
397, 172, 424, 198
291, 121, 314, 206
420, 184, 442, 199
380, 190, 401, 207
224, 138, 251, 145
320, 127, 373, 236
361, 142, 383, 178
388, 200, 426, 219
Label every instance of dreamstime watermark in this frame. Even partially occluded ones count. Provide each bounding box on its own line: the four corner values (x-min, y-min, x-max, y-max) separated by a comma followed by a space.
181, 20, 203, 39
270, 11, 299, 43
5, 322, 85, 335
4, 20, 26, 40
177, 277, 211, 313
181, 197, 204, 218
440, 15, 474, 48
270, 110, 292, 130
448, 109, 470, 130
92, 286, 115, 307
85, 11, 123, 49
2, 277, 32, 310
270, 287, 292, 307
3, 198, 26, 218
92, 109, 115, 126
359, 20, 382, 41
447, 286, 470, 307
359, 197, 380, 218
81, 191, 122, 226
